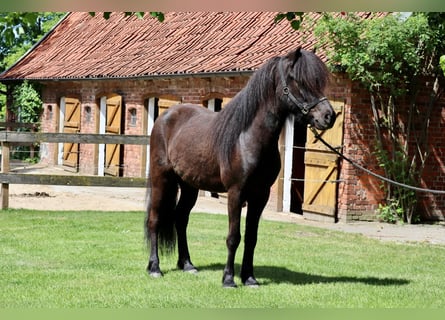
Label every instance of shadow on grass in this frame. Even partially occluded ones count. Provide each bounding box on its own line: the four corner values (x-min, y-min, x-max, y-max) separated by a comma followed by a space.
199, 263, 410, 286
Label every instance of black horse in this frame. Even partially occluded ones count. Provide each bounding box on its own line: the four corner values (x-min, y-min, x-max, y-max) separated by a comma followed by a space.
145, 47, 336, 287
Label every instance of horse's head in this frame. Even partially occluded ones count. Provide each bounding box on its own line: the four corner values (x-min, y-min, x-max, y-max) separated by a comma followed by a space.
278, 47, 336, 130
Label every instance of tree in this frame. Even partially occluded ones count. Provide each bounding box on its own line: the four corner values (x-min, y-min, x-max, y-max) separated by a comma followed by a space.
0, 12, 65, 71
1, 12, 64, 112
0, 12, 65, 161
314, 12, 445, 223
274, 12, 305, 29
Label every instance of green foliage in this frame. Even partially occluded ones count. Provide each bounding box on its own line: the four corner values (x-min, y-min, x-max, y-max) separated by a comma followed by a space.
11, 80, 42, 123
275, 12, 305, 30
0, 12, 40, 47
315, 13, 445, 223
0, 12, 65, 71
373, 137, 420, 224
7, 81, 42, 161
377, 200, 404, 223
95, 12, 300, 30
1, 13, 64, 161
90, 11, 165, 22
315, 13, 437, 94
440, 55, 445, 75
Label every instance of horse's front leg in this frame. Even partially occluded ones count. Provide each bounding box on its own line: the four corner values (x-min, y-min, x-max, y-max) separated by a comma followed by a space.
175, 183, 199, 273
222, 188, 244, 288
240, 188, 270, 287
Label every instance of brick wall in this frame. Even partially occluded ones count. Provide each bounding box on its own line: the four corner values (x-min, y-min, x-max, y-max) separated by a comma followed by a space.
39, 75, 250, 177
336, 75, 445, 222
38, 72, 445, 221
415, 79, 445, 221
336, 77, 385, 221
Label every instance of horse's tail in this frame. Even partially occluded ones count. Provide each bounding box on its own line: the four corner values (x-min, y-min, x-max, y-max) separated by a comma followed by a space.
144, 180, 152, 249
144, 178, 177, 255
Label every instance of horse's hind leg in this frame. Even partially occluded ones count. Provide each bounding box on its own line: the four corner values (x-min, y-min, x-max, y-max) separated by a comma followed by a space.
175, 182, 199, 273
146, 171, 178, 277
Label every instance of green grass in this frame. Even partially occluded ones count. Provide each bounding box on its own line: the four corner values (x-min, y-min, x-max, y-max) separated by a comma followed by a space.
1, 209, 444, 308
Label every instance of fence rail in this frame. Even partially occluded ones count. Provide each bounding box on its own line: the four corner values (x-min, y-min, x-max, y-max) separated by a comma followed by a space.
0, 131, 149, 145
0, 173, 147, 187
0, 122, 39, 130
1, 131, 150, 209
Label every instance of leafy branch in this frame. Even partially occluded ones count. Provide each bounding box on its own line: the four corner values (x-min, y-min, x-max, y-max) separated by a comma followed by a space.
89, 12, 165, 22
314, 12, 445, 223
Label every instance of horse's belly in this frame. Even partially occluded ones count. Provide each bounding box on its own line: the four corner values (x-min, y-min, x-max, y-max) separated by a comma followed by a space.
169, 142, 226, 192
176, 163, 226, 192
160, 107, 224, 191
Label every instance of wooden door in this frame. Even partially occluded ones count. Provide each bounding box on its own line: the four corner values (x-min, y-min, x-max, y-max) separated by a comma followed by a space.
158, 97, 179, 114
104, 95, 122, 176
62, 97, 81, 170
302, 100, 344, 220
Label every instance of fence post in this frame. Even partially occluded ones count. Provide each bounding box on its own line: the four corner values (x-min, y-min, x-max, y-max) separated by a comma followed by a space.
1, 141, 10, 209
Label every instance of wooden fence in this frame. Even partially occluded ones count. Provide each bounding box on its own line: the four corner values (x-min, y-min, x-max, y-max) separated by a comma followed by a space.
0, 129, 149, 209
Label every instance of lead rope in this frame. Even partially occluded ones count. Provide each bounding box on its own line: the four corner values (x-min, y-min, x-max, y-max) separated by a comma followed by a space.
309, 126, 445, 194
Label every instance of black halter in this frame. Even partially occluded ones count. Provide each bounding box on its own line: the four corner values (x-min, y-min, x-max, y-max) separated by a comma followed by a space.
279, 59, 327, 115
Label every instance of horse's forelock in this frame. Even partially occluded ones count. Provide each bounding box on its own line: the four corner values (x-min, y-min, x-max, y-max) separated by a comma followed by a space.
292, 50, 329, 96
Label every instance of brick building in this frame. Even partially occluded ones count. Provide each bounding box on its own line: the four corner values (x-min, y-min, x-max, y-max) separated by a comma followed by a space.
1, 12, 444, 222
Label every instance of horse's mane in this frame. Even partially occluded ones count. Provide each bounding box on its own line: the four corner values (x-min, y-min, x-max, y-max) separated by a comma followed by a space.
211, 50, 329, 168
210, 57, 278, 167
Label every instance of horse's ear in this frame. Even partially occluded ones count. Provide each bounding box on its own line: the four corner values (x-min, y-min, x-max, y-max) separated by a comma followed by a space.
286, 46, 302, 66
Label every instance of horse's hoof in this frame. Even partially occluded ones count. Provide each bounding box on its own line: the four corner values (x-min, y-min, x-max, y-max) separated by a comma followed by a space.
147, 269, 163, 278
223, 281, 238, 288
222, 276, 238, 288
180, 261, 198, 274
243, 276, 260, 288
184, 267, 198, 274
148, 271, 163, 278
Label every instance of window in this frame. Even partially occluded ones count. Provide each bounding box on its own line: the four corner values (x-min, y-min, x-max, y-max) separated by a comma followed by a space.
129, 108, 137, 126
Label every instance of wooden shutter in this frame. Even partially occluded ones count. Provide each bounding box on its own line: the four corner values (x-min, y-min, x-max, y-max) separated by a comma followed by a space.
157, 97, 179, 115
62, 98, 81, 170
302, 100, 344, 220
104, 95, 122, 176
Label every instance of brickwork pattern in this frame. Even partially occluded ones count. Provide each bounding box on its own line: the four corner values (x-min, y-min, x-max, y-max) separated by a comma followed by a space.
39, 75, 250, 177
38, 73, 445, 221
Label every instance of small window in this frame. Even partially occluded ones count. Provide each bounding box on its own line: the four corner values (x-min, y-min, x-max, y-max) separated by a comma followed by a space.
207, 98, 223, 112
47, 105, 53, 120
129, 108, 137, 126
84, 105, 92, 123
214, 98, 222, 112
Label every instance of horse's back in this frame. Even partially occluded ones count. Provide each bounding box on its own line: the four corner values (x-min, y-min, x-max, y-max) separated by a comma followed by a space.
162, 103, 211, 122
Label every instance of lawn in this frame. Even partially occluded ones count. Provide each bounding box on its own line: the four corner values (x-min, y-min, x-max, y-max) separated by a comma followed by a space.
0, 209, 444, 308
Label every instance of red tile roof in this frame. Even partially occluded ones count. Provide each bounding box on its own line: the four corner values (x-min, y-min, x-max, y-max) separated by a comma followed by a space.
0, 12, 379, 81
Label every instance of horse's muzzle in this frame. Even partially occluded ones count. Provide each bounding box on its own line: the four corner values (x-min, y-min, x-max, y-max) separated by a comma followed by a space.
311, 108, 336, 130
